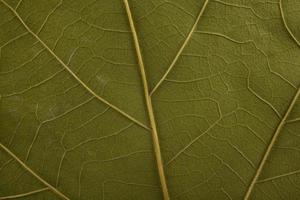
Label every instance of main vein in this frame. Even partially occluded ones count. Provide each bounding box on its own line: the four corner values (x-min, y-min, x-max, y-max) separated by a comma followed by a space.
150, 0, 210, 96
244, 87, 300, 199
0, 143, 70, 200
244, 1, 300, 198
122, 0, 170, 199
0, 0, 149, 130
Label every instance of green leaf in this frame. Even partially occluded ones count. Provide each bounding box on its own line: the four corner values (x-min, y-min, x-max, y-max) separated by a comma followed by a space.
1, 0, 300, 199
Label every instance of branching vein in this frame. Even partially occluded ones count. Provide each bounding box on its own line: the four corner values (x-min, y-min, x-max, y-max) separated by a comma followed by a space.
244, 87, 300, 199
122, 0, 170, 199
150, 0, 210, 96
0, 143, 70, 200
244, 1, 300, 198
0, 0, 149, 130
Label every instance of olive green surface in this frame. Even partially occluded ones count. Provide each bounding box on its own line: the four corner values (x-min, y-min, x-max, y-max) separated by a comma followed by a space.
1, 0, 300, 199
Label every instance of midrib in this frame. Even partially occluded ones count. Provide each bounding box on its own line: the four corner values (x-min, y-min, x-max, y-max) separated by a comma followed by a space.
122, 0, 170, 199
2, 0, 300, 199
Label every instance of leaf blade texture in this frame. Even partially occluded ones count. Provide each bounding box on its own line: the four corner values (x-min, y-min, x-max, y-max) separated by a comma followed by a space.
1, 0, 300, 199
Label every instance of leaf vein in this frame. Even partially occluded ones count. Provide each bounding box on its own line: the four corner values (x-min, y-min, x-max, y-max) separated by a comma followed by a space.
0, 188, 49, 199
244, 86, 300, 199
150, 0, 210, 95
0, 143, 70, 200
0, 0, 149, 130
122, 1, 170, 199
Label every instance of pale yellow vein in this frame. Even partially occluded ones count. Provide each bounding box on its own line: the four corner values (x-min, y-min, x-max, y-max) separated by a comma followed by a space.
279, 0, 300, 47
0, 188, 49, 199
244, 1, 300, 198
244, 87, 300, 199
150, 0, 210, 96
0, 0, 149, 130
257, 169, 300, 183
122, 0, 170, 199
0, 143, 70, 200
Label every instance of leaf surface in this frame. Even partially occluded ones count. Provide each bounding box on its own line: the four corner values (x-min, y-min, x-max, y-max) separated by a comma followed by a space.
1, 0, 300, 199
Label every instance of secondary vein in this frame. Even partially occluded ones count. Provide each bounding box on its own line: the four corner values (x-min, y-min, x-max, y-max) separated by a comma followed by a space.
244, 2, 300, 198
279, 0, 300, 46
150, 0, 210, 96
0, 0, 149, 130
0, 188, 49, 199
0, 143, 70, 200
122, 0, 170, 199
244, 87, 300, 199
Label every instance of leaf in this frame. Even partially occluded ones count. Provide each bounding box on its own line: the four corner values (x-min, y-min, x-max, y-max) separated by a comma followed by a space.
0, 0, 300, 199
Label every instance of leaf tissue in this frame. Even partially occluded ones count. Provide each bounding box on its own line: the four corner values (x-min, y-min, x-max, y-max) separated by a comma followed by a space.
1, 0, 300, 199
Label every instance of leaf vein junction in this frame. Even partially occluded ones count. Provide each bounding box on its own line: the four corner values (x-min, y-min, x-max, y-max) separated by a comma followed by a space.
0, 0, 149, 130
